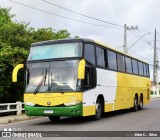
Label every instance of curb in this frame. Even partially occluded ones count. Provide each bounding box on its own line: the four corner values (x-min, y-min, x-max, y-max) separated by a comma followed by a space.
150, 95, 160, 99
0, 114, 42, 125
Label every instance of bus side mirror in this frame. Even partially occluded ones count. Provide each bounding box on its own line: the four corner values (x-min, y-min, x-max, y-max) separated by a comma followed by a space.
78, 59, 86, 79
12, 64, 24, 82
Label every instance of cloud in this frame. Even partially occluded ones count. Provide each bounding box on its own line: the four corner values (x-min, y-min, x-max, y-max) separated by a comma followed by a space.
1, 0, 160, 78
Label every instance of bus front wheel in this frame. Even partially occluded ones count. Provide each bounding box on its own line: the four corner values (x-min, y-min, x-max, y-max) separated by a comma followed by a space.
94, 98, 102, 120
48, 116, 60, 122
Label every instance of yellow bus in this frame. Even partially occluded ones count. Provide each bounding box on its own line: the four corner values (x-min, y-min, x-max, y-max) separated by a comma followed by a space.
12, 38, 150, 121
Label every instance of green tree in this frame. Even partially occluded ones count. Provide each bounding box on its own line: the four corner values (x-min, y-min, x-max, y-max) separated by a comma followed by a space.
0, 7, 71, 103
0, 7, 13, 27
0, 42, 27, 102
31, 28, 70, 42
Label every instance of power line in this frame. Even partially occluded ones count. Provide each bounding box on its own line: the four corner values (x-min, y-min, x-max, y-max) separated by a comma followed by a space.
9, 0, 122, 29
137, 29, 143, 35
128, 32, 154, 64
129, 30, 139, 38
134, 30, 143, 38
9, 0, 154, 64
129, 30, 153, 46
41, 0, 123, 28
129, 50, 153, 62
137, 29, 153, 44
128, 32, 151, 51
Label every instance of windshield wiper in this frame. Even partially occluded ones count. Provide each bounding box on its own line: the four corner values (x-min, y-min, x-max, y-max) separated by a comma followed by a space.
33, 69, 47, 94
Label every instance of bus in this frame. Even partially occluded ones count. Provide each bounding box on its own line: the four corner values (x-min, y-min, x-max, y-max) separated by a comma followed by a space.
12, 38, 150, 121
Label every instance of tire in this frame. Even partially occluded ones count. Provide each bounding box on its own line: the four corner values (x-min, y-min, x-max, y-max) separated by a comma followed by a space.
132, 95, 138, 112
94, 98, 103, 120
138, 95, 143, 110
48, 116, 60, 122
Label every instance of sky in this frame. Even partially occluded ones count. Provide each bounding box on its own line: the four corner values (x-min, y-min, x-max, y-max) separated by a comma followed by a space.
1, 0, 160, 80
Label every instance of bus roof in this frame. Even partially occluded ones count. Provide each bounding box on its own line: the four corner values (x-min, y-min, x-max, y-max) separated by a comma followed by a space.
31, 38, 147, 64
31, 38, 94, 47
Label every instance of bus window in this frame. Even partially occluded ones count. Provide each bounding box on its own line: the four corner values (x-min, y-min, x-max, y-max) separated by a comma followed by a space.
146, 64, 149, 77
84, 44, 95, 65
108, 50, 117, 70
28, 42, 82, 60
117, 54, 125, 72
143, 63, 147, 76
125, 57, 132, 73
96, 47, 105, 67
84, 66, 96, 90
138, 61, 144, 76
132, 59, 138, 75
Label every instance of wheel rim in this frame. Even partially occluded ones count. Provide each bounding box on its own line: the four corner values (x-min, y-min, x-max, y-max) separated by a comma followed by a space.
140, 99, 143, 108
134, 98, 138, 110
96, 102, 101, 117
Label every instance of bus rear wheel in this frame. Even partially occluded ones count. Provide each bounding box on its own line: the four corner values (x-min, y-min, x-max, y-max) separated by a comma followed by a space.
94, 98, 102, 120
48, 116, 60, 122
132, 95, 138, 112
138, 95, 143, 110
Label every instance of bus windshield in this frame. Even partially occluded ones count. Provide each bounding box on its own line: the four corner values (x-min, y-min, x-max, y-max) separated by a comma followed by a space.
25, 60, 79, 93
28, 42, 82, 61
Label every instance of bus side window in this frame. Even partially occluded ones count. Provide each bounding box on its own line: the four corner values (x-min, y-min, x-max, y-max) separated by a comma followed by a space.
84, 66, 96, 90
143, 63, 147, 76
138, 61, 144, 76
117, 54, 125, 72
108, 50, 117, 70
146, 64, 149, 77
96, 46, 105, 67
132, 59, 138, 75
125, 57, 132, 73
84, 44, 95, 65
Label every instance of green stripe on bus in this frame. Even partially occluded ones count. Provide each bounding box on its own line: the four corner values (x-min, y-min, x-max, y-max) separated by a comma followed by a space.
25, 103, 82, 117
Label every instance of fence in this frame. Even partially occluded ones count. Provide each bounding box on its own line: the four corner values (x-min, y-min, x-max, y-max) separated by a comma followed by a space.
0, 102, 25, 115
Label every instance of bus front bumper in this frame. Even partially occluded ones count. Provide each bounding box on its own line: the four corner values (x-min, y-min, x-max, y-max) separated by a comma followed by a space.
25, 103, 82, 117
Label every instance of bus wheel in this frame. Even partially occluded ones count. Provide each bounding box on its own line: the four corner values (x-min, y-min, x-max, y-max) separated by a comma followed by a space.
133, 95, 138, 112
48, 116, 60, 122
138, 95, 143, 110
94, 98, 102, 120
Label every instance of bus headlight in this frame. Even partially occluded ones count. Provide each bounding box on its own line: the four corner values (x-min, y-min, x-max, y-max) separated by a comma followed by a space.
24, 102, 35, 106
64, 101, 81, 106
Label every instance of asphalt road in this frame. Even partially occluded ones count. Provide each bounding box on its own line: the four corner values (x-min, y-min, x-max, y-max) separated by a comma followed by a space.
0, 98, 160, 140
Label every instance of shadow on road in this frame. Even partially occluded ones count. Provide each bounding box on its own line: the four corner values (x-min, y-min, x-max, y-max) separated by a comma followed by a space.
31, 108, 149, 126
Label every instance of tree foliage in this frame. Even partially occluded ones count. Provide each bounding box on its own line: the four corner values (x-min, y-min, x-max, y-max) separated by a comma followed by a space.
0, 7, 71, 103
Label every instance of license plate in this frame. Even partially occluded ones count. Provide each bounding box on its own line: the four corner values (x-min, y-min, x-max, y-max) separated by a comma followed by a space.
44, 110, 53, 114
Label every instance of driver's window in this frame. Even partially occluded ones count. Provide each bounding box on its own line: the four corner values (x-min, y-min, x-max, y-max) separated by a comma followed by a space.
84, 65, 96, 90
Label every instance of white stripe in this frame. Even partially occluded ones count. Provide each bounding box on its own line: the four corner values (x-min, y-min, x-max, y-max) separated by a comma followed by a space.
83, 68, 117, 108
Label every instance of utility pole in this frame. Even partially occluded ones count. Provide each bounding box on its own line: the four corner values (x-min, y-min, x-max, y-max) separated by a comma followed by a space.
124, 24, 138, 53
153, 29, 159, 96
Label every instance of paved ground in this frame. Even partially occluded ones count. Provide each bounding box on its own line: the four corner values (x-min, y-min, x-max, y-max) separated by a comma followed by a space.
0, 97, 160, 140
0, 96, 158, 125
0, 114, 41, 124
